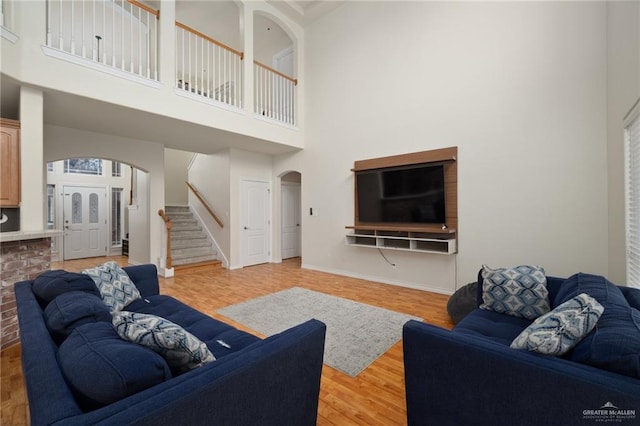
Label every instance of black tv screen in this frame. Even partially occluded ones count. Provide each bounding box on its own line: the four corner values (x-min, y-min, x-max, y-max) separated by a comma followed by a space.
356, 163, 446, 225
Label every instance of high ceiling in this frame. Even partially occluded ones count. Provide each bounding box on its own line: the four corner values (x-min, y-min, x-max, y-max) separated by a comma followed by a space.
267, 0, 345, 26
0, 0, 346, 156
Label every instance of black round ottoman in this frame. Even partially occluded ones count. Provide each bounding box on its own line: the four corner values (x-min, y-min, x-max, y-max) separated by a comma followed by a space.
447, 282, 478, 324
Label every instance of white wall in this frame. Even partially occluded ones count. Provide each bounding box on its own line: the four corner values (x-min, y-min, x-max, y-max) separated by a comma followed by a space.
290, 1, 609, 293
176, 1, 241, 52
129, 169, 151, 265
19, 87, 44, 231
606, 1, 640, 285
188, 150, 231, 266
44, 125, 165, 268
164, 148, 193, 205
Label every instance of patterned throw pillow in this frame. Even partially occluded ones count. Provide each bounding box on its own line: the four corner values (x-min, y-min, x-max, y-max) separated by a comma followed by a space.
511, 293, 604, 355
112, 311, 215, 373
480, 265, 550, 320
82, 261, 141, 311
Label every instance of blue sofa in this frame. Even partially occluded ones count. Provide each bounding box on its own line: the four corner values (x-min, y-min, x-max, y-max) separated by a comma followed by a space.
15, 264, 326, 426
403, 271, 640, 426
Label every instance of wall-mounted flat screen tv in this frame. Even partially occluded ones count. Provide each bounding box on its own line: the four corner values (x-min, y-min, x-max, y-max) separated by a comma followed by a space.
356, 163, 446, 225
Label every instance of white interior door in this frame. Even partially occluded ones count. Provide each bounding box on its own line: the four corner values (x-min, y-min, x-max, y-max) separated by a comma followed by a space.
63, 185, 107, 260
240, 179, 270, 267
281, 183, 301, 259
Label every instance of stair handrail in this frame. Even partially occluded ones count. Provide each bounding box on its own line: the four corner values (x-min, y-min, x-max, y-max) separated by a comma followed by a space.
175, 21, 243, 59
253, 60, 298, 85
158, 209, 173, 269
186, 182, 224, 228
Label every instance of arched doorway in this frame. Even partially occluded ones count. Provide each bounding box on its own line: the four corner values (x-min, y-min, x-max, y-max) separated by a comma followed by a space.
46, 157, 136, 261
280, 171, 301, 260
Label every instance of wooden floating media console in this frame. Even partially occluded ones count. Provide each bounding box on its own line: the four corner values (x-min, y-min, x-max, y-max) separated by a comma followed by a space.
346, 147, 458, 255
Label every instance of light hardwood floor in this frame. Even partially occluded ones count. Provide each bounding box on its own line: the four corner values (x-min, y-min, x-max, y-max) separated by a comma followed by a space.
1, 256, 454, 426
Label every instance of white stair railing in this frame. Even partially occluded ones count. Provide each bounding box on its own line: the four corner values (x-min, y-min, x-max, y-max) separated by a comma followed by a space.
46, 0, 159, 81
254, 61, 296, 126
175, 21, 243, 109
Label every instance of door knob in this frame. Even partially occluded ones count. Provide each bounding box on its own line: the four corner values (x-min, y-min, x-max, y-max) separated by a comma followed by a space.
244, 226, 248, 230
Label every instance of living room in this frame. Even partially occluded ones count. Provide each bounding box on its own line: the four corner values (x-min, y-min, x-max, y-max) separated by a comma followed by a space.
1, 0, 640, 424
2, 1, 637, 291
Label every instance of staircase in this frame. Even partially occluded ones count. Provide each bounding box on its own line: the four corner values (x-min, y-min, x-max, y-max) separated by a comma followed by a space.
164, 206, 219, 269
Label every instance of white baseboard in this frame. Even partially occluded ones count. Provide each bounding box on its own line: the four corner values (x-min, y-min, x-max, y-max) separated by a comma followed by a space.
301, 263, 454, 296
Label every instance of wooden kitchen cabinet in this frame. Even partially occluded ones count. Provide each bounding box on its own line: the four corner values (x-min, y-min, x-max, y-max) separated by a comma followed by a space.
0, 118, 21, 207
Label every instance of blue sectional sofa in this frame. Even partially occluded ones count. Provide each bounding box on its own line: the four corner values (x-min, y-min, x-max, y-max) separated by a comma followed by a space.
15, 264, 326, 426
403, 270, 640, 426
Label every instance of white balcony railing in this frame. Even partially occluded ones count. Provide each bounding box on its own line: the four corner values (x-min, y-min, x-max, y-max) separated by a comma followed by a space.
254, 61, 296, 126
46, 0, 159, 81
175, 21, 243, 110
42, 1, 297, 126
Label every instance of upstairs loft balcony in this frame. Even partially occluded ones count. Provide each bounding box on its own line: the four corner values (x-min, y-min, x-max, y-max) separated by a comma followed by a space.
3, 0, 301, 144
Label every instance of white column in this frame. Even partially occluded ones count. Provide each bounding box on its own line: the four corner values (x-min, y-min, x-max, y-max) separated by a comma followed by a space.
158, 0, 175, 90
19, 86, 45, 231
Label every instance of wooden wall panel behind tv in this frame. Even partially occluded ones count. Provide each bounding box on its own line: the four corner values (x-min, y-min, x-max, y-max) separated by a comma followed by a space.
352, 147, 458, 235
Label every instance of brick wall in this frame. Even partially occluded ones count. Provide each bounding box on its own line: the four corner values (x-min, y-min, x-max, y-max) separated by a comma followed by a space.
0, 238, 51, 349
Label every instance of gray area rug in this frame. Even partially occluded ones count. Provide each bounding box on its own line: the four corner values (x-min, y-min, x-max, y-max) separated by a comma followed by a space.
217, 287, 421, 377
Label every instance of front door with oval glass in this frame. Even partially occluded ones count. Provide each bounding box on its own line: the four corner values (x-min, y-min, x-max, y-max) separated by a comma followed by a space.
63, 185, 108, 260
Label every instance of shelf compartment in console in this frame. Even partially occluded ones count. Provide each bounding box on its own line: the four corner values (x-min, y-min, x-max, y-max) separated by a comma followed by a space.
378, 238, 411, 250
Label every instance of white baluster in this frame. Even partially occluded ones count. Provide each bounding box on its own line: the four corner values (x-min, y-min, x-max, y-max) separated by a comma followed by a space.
255, 64, 259, 114
81, 0, 86, 58
130, 1, 134, 73
46, 0, 52, 46
239, 56, 243, 109
195, 34, 199, 94
121, 0, 125, 70
111, 0, 115, 66
291, 81, 295, 124
102, 0, 106, 64
154, 15, 158, 80
290, 81, 294, 124
146, 12, 150, 78
254, 65, 258, 114
70, 0, 75, 54
188, 31, 192, 92
221, 50, 226, 104
278, 76, 283, 122
137, 8, 142, 75
92, 0, 96, 60
216, 46, 220, 99
202, 37, 205, 96
263, 67, 267, 117
59, 0, 63, 50
233, 55, 237, 107
258, 65, 262, 115
175, 26, 178, 87
267, 69, 272, 118
285, 80, 290, 124
181, 28, 185, 89
286, 78, 290, 123
206, 40, 210, 98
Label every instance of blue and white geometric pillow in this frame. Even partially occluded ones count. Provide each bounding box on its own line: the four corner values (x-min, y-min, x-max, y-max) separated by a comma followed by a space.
480, 264, 550, 320
112, 311, 215, 373
82, 261, 140, 311
511, 293, 604, 356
